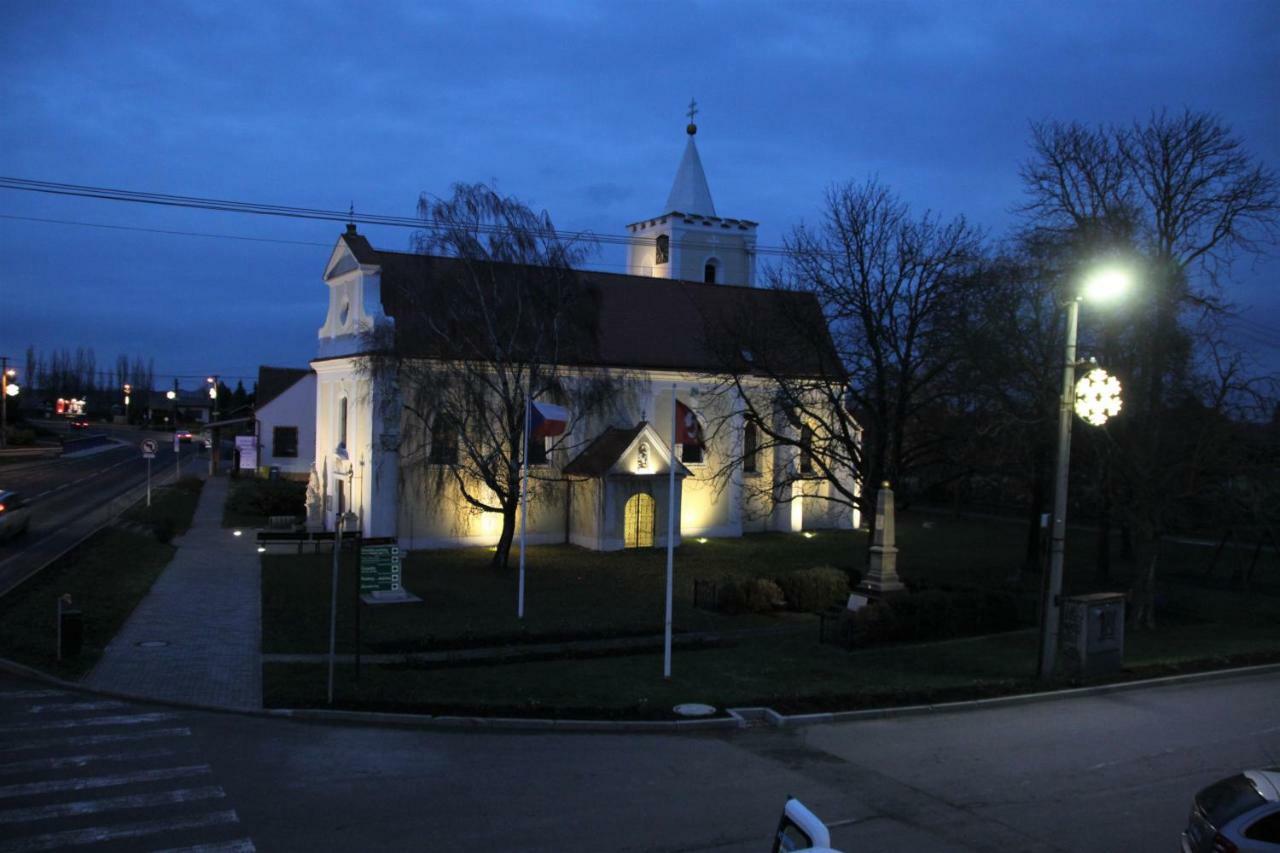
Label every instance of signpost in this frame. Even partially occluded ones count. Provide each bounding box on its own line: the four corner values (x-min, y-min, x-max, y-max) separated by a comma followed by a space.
173, 433, 181, 482
353, 537, 421, 683
235, 434, 257, 471
140, 438, 157, 507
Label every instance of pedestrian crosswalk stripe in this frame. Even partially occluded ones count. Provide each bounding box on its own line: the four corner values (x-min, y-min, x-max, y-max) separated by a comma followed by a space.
22, 700, 129, 714
0, 691, 69, 700
0, 747, 178, 775
151, 839, 257, 853
0, 765, 210, 799
0, 808, 241, 852
0, 712, 180, 734
0, 727, 192, 754
0, 785, 225, 824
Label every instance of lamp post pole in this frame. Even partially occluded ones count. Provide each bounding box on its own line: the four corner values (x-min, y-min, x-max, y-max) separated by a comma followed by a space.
1039, 297, 1080, 680
0, 357, 10, 449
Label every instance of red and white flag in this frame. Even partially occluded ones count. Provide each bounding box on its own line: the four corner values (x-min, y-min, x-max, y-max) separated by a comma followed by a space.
675, 400, 703, 448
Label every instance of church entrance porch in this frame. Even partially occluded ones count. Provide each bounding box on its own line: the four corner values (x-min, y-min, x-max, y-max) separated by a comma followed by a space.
564, 422, 689, 551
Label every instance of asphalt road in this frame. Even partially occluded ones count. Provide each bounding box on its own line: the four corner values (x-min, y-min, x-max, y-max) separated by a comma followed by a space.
2, 667, 1276, 851
0, 423, 202, 595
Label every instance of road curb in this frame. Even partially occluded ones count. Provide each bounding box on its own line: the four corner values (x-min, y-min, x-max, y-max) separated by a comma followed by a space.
2, 654, 1278, 735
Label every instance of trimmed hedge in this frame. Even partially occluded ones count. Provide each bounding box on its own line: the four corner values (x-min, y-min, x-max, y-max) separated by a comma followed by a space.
777, 565, 850, 612
838, 587, 1019, 648
718, 578, 784, 614
226, 478, 306, 519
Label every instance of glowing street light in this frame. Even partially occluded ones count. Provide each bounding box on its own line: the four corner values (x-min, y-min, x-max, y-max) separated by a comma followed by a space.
1039, 265, 1133, 680
166, 390, 177, 400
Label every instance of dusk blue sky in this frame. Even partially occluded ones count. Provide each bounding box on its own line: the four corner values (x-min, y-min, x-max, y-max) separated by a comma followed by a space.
2, 0, 1277, 390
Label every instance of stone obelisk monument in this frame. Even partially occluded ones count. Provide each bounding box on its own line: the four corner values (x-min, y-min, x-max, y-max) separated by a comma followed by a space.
859, 481, 904, 594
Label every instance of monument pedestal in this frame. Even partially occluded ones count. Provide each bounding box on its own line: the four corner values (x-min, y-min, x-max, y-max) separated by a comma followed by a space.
856, 483, 905, 597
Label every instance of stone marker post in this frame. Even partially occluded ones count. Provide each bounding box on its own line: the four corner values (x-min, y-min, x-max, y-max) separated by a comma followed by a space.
859, 481, 905, 594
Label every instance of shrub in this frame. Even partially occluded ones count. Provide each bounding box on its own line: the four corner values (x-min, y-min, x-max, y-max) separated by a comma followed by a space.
226, 478, 306, 518
742, 578, 784, 613
716, 578, 784, 614
777, 565, 849, 612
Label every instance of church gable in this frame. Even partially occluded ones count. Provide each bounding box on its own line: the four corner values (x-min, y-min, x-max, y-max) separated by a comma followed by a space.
564, 422, 686, 479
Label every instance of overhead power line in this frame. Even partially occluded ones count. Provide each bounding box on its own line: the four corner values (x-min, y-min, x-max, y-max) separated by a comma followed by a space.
0, 175, 793, 258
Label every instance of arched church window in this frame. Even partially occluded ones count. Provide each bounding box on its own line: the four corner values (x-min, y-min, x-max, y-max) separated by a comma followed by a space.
655, 234, 669, 265
743, 422, 758, 473
799, 424, 814, 474
704, 259, 719, 284
429, 416, 458, 465
337, 397, 348, 450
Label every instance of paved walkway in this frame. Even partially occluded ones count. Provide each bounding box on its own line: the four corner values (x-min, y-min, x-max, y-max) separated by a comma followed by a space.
86, 475, 262, 709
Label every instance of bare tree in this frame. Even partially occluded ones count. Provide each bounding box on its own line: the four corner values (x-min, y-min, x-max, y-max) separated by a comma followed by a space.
1020, 110, 1278, 626
705, 178, 984, 532
365, 183, 627, 570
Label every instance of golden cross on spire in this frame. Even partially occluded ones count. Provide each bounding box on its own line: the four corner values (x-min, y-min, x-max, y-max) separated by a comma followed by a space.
686, 98, 698, 123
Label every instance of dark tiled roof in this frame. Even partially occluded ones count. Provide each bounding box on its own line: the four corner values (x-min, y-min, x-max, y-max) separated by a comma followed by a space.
341, 231, 841, 378
340, 226, 379, 264
256, 366, 311, 410
563, 424, 646, 477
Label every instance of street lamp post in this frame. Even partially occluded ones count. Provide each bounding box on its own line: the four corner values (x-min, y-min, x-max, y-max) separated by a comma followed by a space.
1, 360, 17, 449
1038, 267, 1131, 680
207, 376, 219, 475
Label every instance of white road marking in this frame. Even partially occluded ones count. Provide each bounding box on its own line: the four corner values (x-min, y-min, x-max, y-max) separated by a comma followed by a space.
0, 690, 69, 700
0, 748, 177, 775
0, 785, 224, 824
0, 712, 179, 734
0, 764, 210, 799
0, 727, 192, 754
151, 839, 257, 853
0, 809, 240, 852
24, 700, 128, 714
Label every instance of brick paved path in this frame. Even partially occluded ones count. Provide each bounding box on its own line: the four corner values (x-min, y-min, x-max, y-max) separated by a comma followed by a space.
85, 476, 262, 709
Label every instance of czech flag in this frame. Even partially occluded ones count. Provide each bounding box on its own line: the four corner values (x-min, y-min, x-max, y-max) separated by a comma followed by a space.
530, 401, 569, 440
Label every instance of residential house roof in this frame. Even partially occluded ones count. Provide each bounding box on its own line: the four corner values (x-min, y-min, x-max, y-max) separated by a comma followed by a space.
256, 366, 312, 410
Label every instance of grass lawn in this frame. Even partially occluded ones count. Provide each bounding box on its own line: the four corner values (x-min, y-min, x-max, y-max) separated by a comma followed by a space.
123, 477, 204, 538
0, 479, 205, 678
261, 510, 1280, 716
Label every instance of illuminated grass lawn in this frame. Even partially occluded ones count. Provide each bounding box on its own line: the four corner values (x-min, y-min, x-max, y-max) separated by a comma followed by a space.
261, 511, 1280, 715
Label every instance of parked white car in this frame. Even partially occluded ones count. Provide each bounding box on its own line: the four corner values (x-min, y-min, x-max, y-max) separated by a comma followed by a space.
0, 490, 32, 541
1182, 768, 1280, 851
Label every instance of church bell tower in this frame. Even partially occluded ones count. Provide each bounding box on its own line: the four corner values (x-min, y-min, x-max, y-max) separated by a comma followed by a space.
626, 101, 758, 286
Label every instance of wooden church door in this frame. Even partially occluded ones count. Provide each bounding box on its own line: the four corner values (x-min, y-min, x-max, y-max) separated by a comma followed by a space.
624, 492, 655, 548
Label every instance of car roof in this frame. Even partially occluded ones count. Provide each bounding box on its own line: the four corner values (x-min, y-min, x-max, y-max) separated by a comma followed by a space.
1247, 769, 1280, 801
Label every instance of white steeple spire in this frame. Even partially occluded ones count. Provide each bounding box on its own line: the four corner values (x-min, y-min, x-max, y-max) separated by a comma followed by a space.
664, 100, 716, 216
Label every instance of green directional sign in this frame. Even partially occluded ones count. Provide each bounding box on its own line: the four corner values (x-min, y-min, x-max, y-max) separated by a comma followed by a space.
359, 541, 401, 595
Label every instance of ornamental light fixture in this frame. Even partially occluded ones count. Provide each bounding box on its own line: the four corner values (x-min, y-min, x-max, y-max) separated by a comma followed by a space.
1074, 368, 1123, 426
4, 383, 17, 397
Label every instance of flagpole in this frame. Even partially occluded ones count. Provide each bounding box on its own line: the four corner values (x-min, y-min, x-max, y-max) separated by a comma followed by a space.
664, 383, 677, 679
518, 376, 530, 619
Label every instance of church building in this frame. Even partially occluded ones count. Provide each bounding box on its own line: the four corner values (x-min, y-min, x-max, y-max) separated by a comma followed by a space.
308, 117, 858, 551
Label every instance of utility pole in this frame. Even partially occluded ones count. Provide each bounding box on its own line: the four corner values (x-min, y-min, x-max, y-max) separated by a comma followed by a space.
0, 356, 11, 449
207, 375, 220, 475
